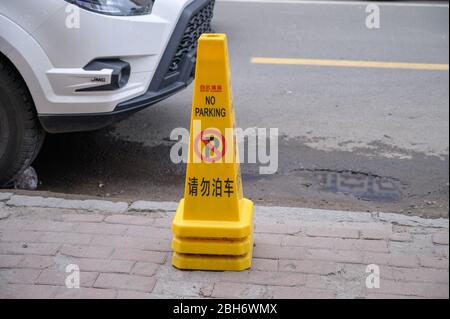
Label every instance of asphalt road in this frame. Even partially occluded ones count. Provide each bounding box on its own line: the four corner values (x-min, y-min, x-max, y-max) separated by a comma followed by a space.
34, 0, 449, 217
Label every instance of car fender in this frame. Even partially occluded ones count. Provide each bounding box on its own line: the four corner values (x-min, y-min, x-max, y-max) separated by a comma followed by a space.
0, 15, 54, 115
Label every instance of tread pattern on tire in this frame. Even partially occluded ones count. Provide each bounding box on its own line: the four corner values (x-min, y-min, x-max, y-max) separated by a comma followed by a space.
0, 54, 45, 187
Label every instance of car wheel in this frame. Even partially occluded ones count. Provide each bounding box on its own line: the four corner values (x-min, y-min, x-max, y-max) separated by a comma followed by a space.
0, 55, 45, 187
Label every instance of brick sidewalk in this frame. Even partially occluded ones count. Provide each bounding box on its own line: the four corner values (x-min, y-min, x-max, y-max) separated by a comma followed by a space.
0, 193, 448, 299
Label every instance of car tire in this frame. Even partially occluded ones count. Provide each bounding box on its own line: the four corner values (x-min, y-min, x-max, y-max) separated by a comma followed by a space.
0, 55, 45, 187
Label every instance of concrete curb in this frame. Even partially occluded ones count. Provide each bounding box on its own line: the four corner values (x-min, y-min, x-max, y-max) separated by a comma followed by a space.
0, 192, 448, 229
0, 193, 12, 202
5, 195, 129, 214
129, 201, 178, 212
255, 205, 449, 229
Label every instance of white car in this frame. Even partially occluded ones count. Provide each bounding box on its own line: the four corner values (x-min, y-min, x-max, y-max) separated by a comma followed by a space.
0, 0, 215, 186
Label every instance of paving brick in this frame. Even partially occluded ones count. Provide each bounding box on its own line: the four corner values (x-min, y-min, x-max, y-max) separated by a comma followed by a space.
0, 268, 41, 284
152, 217, 173, 228
74, 222, 128, 235
389, 232, 412, 242
94, 273, 156, 292
283, 236, 333, 249
339, 239, 388, 252
251, 259, 278, 272
305, 274, 333, 290
365, 293, 422, 299
152, 280, 214, 297
255, 223, 301, 235
36, 270, 99, 287
284, 236, 388, 252
0, 230, 43, 242
305, 227, 359, 239
116, 290, 155, 299
0, 254, 23, 268
155, 265, 226, 284
105, 215, 154, 226
54, 287, 116, 299
381, 266, 449, 283
254, 233, 284, 245
111, 248, 167, 264
0, 220, 27, 230
91, 234, 171, 251
22, 221, 74, 232
72, 258, 134, 274
60, 244, 113, 259
58, 214, 105, 223
363, 252, 419, 268
360, 229, 391, 240
271, 286, 335, 299
388, 240, 448, 258
131, 262, 159, 277
432, 233, 449, 245
334, 263, 368, 282
0, 283, 59, 298
211, 282, 269, 298
306, 249, 363, 263
38, 232, 93, 245
125, 226, 172, 239
253, 244, 307, 260
367, 280, 449, 298
222, 270, 306, 287
19, 255, 56, 269
0, 242, 60, 256
419, 256, 449, 269
279, 259, 342, 275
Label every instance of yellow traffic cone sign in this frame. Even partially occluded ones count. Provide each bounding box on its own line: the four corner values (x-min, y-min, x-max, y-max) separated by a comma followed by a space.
171, 34, 254, 271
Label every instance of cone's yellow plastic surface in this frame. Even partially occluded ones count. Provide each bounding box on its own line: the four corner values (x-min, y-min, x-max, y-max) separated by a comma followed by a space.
172, 251, 253, 271
171, 34, 254, 271
172, 198, 253, 238
172, 235, 253, 256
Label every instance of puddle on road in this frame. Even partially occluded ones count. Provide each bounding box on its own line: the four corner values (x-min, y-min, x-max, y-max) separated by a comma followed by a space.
313, 170, 402, 203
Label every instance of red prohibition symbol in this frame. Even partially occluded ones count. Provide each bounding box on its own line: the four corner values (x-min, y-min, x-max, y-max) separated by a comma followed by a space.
194, 129, 227, 163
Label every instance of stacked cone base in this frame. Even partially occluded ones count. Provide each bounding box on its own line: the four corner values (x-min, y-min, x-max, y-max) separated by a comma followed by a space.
171, 198, 254, 271
172, 198, 254, 238
172, 249, 253, 271
172, 235, 253, 255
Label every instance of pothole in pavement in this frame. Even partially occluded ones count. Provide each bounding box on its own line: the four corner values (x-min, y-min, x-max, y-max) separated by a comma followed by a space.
293, 168, 402, 203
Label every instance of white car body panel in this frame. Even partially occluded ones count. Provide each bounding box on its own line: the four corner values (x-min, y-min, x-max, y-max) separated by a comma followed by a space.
0, 0, 195, 115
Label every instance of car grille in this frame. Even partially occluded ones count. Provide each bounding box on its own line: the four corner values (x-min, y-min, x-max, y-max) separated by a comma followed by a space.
168, 0, 215, 73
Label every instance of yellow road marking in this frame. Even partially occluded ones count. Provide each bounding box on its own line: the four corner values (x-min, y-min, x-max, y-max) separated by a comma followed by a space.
251, 57, 449, 71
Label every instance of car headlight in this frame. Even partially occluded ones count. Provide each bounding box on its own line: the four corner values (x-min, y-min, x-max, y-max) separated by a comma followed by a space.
65, 0, 155, 16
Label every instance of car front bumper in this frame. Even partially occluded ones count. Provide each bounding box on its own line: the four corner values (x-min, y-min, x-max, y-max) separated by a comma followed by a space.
39, 51, 195, 133
38, 0, 215, 133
